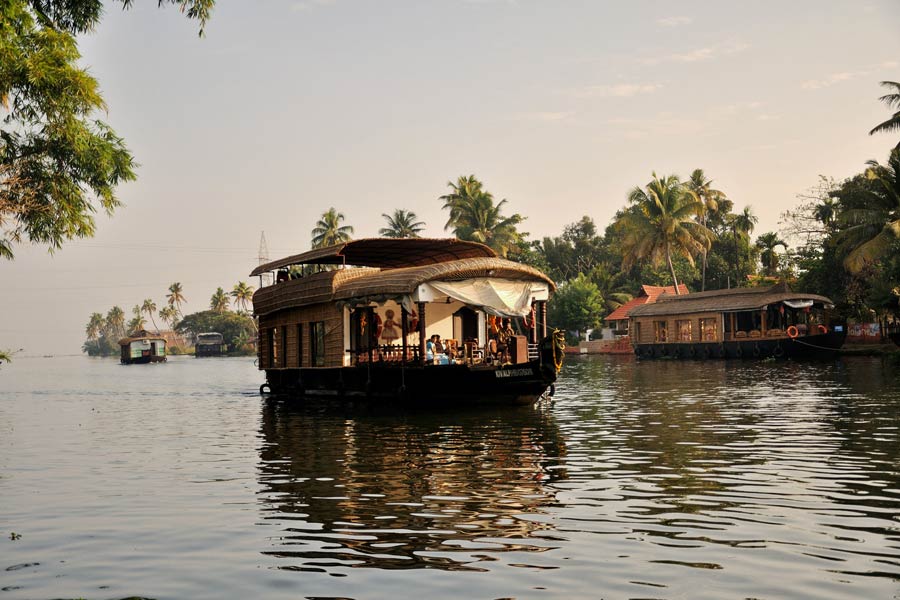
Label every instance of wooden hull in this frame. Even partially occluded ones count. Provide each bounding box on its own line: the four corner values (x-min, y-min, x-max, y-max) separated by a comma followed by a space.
261, 360, 558, 406
890, 332, 900, 348
121, 355, 167, 365
634, 331, 847, 360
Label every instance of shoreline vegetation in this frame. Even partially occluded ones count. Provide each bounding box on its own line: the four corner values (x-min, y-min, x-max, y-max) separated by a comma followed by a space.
77, 81, 899, 358
82, 283, 257, 358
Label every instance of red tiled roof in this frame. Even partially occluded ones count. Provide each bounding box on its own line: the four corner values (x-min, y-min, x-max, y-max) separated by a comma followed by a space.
605, 284, 689, 322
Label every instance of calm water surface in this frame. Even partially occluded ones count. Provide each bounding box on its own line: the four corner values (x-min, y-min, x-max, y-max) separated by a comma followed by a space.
1, 355, 899, 599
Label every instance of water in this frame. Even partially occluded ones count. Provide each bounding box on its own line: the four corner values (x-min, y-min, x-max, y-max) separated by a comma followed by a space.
2, 355, 899, 599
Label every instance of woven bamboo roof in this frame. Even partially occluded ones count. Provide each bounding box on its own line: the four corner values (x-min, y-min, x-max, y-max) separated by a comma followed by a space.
628, 282, 835, 317
250, 238, 497, 276
118, 329, 167, 345
252, 258, 554, 316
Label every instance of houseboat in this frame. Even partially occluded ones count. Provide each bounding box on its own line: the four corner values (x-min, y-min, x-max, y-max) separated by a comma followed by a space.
119, 330, 167, 364
195, 332, 226, 357
628, 282, 846, 359
250, 238, 565, 405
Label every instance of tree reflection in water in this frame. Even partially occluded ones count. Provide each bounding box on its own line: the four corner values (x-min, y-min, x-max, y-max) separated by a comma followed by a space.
257, 400, 567, 573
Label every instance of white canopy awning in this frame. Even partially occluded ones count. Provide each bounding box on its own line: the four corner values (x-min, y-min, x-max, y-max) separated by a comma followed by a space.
414, 278, 549, 317
783, 299, 814, 309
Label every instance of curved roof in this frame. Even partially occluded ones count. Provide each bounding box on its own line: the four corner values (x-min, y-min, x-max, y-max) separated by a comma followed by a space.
252, 258, 554, 316
628, 282, 834, 317
250, 238, 497, 276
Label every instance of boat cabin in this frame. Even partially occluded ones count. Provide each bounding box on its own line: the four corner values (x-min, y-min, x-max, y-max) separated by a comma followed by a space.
250, 238, 561, 402
195, 332, 226, 357
628, 282, 844, 359
119, 330, 167, 364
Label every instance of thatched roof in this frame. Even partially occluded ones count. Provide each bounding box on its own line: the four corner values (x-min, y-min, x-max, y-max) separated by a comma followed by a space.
252, 258, 554, 316
250, 238, 497, 276
118, 329, 167, 345
628, 282, 835, 317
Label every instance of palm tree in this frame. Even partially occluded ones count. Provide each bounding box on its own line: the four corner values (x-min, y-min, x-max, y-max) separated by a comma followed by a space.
379, 209, 425, 238
141, 298, 159, 332
869, 81, 900, 149
106, 306, 125, 340
231, 281, 255, 313
814, 196, 838, 230
129, 305, 147, 334
839, 149, 900, 272
311, 208, 354, 249
159, 305, 179, 330
686, 169, 726, 291
440, 175, 524, 257
755, 232, 788, 276
727, 206, 758, 286
616, 172, 712, 293
588, 264, 633, 313
166, 282, 186, 317
85, 312, 105, 341
210, 287, 230, 313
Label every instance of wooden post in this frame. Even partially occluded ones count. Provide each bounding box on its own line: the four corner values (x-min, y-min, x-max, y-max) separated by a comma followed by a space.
401, 307, 409, 364
730, 313, 736, 340
761, 309, 767, 336
417, 301, 426, 366
530, 301, 538, 345
540, 301, 548, 339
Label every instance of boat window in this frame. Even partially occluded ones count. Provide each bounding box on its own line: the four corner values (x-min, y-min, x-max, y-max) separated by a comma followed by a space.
296, 324, 303, 368
700, 318, 718, 341
269, 327, 278, 367
654, 320, 668, 343
311, 321, 325, 367
675, 320, 692, 342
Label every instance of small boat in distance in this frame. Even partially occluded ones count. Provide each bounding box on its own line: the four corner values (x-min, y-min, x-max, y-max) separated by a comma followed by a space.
195, 332, 226, 357
250, 238, 565, 405
628, 282, 846, 359
119, 330, 167, 364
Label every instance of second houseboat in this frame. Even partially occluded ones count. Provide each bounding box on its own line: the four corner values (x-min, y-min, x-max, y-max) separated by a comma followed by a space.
628, 282, 846, 359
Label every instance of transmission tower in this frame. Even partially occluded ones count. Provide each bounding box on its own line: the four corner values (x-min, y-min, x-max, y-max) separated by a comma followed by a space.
258, 231, 272, 287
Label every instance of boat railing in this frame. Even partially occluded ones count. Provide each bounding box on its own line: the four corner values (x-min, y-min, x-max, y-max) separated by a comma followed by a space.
352, 345, 421, 365
528, 343, 539, 361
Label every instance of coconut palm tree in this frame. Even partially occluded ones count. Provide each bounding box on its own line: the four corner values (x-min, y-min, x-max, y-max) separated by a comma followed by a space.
814, 196, 838, 230
839, 149, 900, 272
726, 206, 758, 286
231, 281, 255, 313
128, 305, 147, 334
141, 298, 159, 332
85, 312, 105, 341
210, 287, 230, 313
755, 232, 788, 276
106, 306, 125, 340
159, 305, 179, 330
440, 176, 524, 257
686, 169, 726, 290
588, 264, 633, 313
616, 172, 712, 293
166, 282, 186, 317
869, 80, 900, 149
311, 208, 354, 249
379, 209, 425, 238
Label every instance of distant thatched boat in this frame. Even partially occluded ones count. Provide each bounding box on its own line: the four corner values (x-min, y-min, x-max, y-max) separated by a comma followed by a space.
628, 282, 846, 359
195, 332, 226, 357
119, 330, 167, 364
250, 238, 565, 405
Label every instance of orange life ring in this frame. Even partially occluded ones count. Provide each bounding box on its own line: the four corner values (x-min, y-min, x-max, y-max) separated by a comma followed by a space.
787, 325, 799, 338
817, 324, 828, 335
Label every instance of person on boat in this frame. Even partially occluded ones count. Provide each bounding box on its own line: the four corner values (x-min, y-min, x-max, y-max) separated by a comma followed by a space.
426, 334, 450, 365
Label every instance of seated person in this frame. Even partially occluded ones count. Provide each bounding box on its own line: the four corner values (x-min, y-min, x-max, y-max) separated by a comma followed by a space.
426, 334, 450, 364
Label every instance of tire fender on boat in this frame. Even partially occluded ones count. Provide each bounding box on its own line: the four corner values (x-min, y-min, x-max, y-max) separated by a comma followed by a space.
818, 324, 828, 335
787, 325, 799, 338
259, 383, 271, 395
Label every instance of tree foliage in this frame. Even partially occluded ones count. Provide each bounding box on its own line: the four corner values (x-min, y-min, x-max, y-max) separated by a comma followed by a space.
0, 0, 214, 259
547, 273, 604, 340
440, 175, 524, 258
379, 209, 424, 238
311, 207, 353, 248
176, 309, 254, 351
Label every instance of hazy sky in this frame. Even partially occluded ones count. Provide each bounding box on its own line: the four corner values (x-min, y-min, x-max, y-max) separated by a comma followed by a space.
3, 0, 899, 355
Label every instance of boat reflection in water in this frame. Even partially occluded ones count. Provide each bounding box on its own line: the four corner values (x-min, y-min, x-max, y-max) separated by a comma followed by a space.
257, 400, 568, 573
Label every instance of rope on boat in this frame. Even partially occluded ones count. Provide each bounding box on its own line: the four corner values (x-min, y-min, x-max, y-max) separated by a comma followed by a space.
552, 329, 566, 372
791, 338, 840, 351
